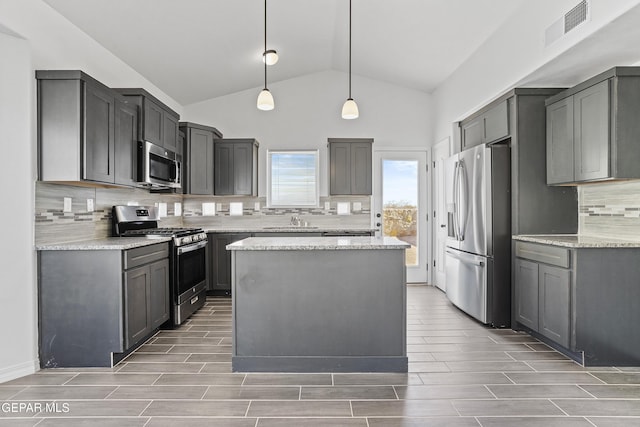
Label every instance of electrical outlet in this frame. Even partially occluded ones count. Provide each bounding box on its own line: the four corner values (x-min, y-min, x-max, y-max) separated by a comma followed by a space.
63, 197, 72, 213
202, 203, 216, 216
324, 202, 331, 210
174, 202, 182, 216
86, 198, 94, 212
254, 202, 261, 211
158, 202, 168, 217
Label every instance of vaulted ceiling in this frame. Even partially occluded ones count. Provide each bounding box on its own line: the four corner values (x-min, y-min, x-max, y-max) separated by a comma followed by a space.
43, 0, 525, 105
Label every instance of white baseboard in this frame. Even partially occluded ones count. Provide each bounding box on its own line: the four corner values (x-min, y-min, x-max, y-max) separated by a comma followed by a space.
0, 359, 39, 384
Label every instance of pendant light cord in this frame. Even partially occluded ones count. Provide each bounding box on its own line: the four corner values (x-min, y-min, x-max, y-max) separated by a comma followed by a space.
264, 0, 268, 90
348, 0, 352, 99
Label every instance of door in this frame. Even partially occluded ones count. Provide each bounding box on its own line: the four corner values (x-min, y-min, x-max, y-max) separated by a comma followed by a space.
515, 258, 539, 330
188, 128, 214, 194
149, 258, 170, 329
214, 142, 234, 195
114, 100, 138, 186
432, 138, 450, 291
124, 266, 151, 348
233, 143, 253, 195
539, 264, 570, 347
373, 150, 428, 283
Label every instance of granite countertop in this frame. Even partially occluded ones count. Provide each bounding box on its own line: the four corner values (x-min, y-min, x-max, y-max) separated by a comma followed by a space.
513, 234, 640, 248
205, 227, 378, 234
36, 236, 172, 251
227, 236, 411, 251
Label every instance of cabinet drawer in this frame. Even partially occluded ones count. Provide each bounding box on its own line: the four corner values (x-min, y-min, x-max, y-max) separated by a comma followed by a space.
515, 241, 570, 268
124, 243, 169, 270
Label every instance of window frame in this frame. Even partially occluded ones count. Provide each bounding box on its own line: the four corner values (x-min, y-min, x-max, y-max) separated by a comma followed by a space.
266, 149, 320, 208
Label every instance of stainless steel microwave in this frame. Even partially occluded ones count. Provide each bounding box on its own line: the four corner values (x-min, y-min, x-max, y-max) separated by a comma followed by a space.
138, 141, 181, 189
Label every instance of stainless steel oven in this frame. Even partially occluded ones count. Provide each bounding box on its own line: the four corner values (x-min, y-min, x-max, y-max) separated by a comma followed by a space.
174, 238, 207, 324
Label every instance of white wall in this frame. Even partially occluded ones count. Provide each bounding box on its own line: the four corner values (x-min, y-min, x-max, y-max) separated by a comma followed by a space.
183, 70, 433, 196
0, 32, 37, 382
0, 0, 182, 113
432, 0, 640, 144
0, 0, 183, 382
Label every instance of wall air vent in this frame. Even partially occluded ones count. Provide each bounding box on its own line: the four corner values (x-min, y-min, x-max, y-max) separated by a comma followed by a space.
545, 0, 590, 47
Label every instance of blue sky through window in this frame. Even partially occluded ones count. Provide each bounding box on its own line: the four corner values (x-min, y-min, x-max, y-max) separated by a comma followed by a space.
383, 160, 418, 207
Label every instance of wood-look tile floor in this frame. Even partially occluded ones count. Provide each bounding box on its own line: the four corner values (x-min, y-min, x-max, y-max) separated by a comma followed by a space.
2, 286, 640, 426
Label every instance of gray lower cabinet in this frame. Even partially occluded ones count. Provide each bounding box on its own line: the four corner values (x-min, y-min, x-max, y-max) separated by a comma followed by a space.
39, 242, 169, 367
515, 240, 640, 366
208, 233, 251, 295
214, 139, 259, 196
328, 138, 373, 195
515, 242, 571, 348
460, 100, 509, 150
546, 67, 640, 185
180, 122, 222, 195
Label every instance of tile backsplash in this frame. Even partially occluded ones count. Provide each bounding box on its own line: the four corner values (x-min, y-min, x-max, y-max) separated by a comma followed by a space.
35, 182, 373, 245
579, 180, 640, 241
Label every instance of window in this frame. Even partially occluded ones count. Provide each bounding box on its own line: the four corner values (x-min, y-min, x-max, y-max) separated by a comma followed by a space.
267, 150, 319, 207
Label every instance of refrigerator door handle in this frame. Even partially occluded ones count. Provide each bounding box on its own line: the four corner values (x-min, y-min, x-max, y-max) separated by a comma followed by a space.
445, 249, 484, 267
452, 161, 460, 240
457, 160, 468, 241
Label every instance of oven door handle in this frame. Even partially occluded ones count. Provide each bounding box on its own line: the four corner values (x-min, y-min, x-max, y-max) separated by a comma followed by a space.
177, 240, 207, 255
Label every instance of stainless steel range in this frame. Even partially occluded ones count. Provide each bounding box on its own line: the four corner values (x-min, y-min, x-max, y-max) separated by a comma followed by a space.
112, 205, 207, 327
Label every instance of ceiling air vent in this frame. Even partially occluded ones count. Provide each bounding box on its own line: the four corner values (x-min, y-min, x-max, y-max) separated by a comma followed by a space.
545, 0, 590, 47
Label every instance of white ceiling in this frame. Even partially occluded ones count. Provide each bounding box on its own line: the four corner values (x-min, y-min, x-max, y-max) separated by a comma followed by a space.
43, 0, 525, 105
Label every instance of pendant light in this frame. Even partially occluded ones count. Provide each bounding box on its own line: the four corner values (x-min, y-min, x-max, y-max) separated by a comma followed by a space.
257, 0, 274, 111
341, 0, 359, 119
263, 49, 279, 65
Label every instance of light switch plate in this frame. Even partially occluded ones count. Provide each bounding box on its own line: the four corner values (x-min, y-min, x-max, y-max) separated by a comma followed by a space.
337, 202, 350, 215
352, 202, 362, 212
63, 197, 72, 213
174, 202, 182, 216
86, 198, 94, 212
254, 202, 261, 211
158, 202, 168, 218
202, 202, 216, 216
324, 202, 331, 210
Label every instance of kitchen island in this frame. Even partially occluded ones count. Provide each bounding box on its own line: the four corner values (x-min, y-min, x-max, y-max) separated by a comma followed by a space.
227, 236, 410, 372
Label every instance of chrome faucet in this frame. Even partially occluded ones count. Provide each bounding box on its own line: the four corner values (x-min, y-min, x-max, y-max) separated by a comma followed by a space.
290, 214, 301, 226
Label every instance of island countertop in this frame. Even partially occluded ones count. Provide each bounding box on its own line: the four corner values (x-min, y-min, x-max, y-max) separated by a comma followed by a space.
512, 234, 640, 248
227, 236, 410, 251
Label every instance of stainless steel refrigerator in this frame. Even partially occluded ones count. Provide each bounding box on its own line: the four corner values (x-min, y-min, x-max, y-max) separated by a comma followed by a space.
444, 143, 511, 327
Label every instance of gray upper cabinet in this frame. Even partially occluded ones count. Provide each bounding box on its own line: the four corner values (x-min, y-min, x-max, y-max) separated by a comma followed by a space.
460, 100, 509, 150
114, 88, 180, 152
37, 70, 138, 187
214, 139, 259, 196
114, 100, 139, 187
180, 122, 222, 195
546, 67, 640, 185
328, 138, 373, 195
546, 97, 574, 185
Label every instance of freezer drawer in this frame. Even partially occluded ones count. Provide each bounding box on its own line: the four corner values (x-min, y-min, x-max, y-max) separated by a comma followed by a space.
445, 248, 489, 324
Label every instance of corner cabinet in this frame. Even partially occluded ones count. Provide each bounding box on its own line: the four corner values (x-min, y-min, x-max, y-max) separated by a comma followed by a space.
328, 138, 373, 195
546, 67, 640, 185
37, 70, 139, 187
214, 139, 259, 196
460, 100, 509, 150
39, 242, 170, 368
114, 88, 180, 152
180, 122, 223, 195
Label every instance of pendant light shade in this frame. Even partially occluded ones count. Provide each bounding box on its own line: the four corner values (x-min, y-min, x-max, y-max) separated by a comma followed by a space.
342, 0, 359, 119
257, 88, 275, 110
257, 0, 275, 110
262, 49, 279, 65
341, 98, 359, 119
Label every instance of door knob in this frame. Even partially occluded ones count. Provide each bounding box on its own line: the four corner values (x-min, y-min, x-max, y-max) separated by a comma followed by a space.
440, 224, 446, 228
376, 223, 381, 227
376, 213, 381, 218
